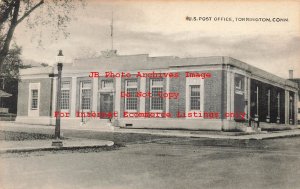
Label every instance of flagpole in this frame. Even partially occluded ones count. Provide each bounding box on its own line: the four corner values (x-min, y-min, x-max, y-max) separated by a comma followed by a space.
111, 11, 114, 50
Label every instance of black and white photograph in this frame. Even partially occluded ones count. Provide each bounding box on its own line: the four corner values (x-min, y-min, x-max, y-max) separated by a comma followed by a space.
0, 0, 300, 188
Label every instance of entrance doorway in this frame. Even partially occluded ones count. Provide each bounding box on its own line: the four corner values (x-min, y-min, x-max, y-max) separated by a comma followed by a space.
99, 93, 114, 119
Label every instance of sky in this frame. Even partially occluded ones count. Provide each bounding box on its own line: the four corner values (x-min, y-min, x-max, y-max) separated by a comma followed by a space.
14, 0, 300, 78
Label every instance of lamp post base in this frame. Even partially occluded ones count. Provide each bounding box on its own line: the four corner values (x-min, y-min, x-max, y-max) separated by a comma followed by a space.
52, 140, 63, 147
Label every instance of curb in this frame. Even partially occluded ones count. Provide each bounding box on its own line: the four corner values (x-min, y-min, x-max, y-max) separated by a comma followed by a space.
1, 123, 300, 142
120, 130, 300, 141
0, 141, 114, 154
114, 129, 300, 140
259, 133, 300, 140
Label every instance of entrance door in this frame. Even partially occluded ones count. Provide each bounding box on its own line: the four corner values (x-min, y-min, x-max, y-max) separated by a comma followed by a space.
99, 93, 114, 119
234, 92, 245, 121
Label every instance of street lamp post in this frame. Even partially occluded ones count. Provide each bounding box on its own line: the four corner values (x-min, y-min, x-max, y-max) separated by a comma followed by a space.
50, 50, 64, 147
55, 62, 63, 139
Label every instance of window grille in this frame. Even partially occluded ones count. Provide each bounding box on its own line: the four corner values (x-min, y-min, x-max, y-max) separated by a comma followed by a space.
31, 90, 38, 109
125, 80, 138, 110
81, 81, 92, 110
190, 85, 200, 110
61, 81, 70, 110
151, 79, 163, 110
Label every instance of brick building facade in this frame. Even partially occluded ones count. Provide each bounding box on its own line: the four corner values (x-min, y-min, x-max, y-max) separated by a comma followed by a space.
16, 52, 299, 131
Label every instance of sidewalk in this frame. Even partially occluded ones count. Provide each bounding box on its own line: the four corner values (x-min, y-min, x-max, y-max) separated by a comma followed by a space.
1, 121, 300, 140
0, 121, 115, 153
0, 138, 114, 154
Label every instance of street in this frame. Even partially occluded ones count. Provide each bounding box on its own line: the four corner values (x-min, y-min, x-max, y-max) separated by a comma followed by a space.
1, 1, 299, 189
1, 135, 300, 189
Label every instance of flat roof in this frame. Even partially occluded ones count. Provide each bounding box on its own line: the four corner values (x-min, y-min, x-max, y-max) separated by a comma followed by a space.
20, 53, 298, 89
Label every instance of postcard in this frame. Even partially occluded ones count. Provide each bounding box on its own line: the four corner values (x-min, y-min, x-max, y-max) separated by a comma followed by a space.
0, 0, 300, 189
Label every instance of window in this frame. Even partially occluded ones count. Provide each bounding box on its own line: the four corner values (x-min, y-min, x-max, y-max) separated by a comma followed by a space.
125, 80, 138, 110
101, 80, 114, 89
235, 75, 244, 90
31, 89, 38, 110
289, 95, 293, 120
267, 89, 270, 118
28, 83, 40, 116
62, 81, 71, 88
61, 81, 70, 110
150, 79, 163, 110
80, 81, 91, 110
277, 92, 280, 118
190, 85, 200, 110
255, 86, 259, 115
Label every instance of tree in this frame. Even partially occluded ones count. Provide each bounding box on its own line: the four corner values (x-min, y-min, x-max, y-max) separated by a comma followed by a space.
0, 44, 26, 113
1, 44, 25, 80
0, 0, 85, 72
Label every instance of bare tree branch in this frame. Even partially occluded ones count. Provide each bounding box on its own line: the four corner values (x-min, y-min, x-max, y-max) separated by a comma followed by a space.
16, 0, 44, 25
0, 0, 84, 69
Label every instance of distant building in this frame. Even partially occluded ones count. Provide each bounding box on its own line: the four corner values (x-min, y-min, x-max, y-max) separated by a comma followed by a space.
16, 51, 298, 131
0, 77, 17, 114
0, 89, 12, 113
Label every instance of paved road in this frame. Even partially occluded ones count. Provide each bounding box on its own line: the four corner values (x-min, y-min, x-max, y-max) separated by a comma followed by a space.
1, 136, 300, 189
